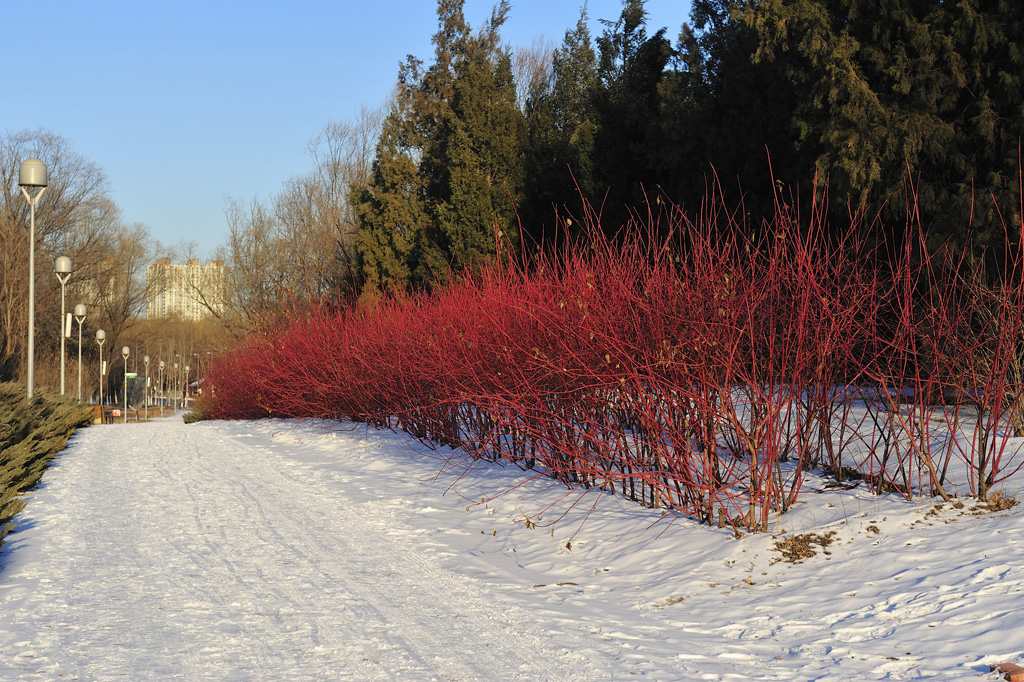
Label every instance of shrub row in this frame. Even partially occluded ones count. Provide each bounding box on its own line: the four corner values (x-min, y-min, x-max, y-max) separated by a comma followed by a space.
1, 384, 93, 546
203, 189, 1024, 531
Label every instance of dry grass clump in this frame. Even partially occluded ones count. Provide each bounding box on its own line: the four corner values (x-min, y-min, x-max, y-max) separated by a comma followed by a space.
772, 531, 838, 564
981, 491, 1018, 513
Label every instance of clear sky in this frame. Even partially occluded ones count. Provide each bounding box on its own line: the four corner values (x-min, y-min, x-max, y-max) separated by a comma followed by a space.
3, 0, 690, 255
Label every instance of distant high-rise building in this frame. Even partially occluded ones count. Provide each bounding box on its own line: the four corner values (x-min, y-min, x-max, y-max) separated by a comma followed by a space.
146, 258, 225, 320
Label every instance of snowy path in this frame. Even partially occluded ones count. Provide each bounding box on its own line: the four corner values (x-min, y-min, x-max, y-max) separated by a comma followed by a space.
2, 417, 1023, 680
0, 419, 600, 681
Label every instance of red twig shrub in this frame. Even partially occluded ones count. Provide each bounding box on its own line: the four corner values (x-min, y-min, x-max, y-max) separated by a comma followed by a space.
200, 185, 1024, 531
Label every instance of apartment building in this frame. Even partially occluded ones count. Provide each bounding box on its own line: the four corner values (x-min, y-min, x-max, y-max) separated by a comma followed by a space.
146, 258, 225, 320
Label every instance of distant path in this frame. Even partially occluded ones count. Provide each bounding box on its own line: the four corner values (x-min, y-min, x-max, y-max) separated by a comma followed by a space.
0, 418, 601, 681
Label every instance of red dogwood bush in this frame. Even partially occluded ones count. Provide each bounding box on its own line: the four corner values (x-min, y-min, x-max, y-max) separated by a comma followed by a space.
201, 185, 1024, 531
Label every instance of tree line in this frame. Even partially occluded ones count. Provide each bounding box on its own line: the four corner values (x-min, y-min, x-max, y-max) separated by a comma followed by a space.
218, 0, 1024, 321
351, 0, 1023, 300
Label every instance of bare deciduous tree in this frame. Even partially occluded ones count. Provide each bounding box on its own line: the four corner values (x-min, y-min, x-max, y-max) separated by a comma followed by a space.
211, 109, 384, 334
0, 130, 119, 382
91, 223, 154, 347
512, 39, 554, 111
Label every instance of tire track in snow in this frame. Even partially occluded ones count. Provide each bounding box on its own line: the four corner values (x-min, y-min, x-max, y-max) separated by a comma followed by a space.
193, 424, 597, 680
0, 419, 605, 681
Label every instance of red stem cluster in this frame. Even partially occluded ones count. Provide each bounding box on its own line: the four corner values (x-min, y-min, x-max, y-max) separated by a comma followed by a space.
202, 185, 1024, 531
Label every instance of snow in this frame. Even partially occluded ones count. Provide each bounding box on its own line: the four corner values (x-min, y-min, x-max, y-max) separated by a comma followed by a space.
1, 417, 1022, 680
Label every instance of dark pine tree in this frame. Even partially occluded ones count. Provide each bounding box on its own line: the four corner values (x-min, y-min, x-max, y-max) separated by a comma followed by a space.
353, 58, 432, 303
522, 7, 600, 244
431, 1, 524, 280
355, 0, 524, 296
741, 0, 1024, 247
593, 0, 674, 233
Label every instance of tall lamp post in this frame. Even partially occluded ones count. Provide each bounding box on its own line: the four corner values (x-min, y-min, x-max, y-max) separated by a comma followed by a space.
143, 354, 150, 421
184, 364, 190, 408
74, 304, 87, 402
54, 256, 72, 395
173, 361, 179, 411
96, 329, 106, 407
19, 159, 47, 399
159, 360, 165, 415
122, 346, 130, 424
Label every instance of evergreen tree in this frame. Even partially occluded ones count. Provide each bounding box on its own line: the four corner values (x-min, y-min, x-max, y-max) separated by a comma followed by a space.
430, 1, 524, 279
741, 0, 1024, 244
941, 0, 1024, 246
353, 62, 431, 302
522, 8, 600, 241
354, 0, 523, 296
357, 0, 1024, 289
593, 0, 674, 231
659, 0, 801, 219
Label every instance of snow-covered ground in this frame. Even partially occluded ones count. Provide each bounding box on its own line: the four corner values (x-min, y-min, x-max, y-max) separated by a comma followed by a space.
0, 417, 1021, 680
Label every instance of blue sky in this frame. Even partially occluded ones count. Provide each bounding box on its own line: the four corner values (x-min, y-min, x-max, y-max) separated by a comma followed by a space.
2, 1, 690, 255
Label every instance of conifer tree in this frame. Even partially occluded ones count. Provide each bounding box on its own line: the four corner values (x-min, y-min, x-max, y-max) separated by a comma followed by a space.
522, 7, 599, 241
593, 0, 673, 230
430, 1, 523, 279
659, 0, 801, 219
355, 0, 523, 294
353, 62, 431, 302
357, 0, 1024, 286
741, 0, 1024, 244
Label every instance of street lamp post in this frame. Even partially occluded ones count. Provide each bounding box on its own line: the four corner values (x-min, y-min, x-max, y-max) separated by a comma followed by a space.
122, 346, 130, 424
173, 361, 179, 411
54, 256, 72, 396
192, 352, 200, 391
19, 159, 48, 399
143, 354, 150, 421
159, 360, 165, 415
74, 304, 87, 402
184, 365, 190, 408
96, 329, 106, 409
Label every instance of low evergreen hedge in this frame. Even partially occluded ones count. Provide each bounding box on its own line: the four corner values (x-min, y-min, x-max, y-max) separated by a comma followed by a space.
0, 383, 92, 547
